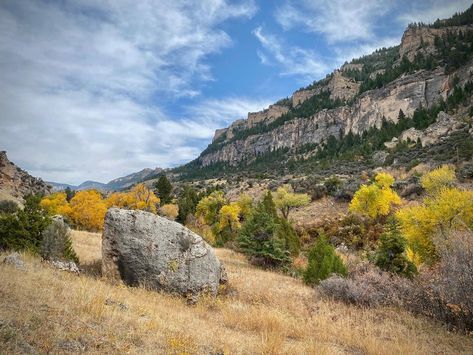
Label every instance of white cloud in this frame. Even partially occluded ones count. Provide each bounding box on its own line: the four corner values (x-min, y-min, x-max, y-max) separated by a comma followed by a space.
0, 0, 258, 184
253, 26, 329, 80
275, 0, 391, 43
397, 0, 471, 26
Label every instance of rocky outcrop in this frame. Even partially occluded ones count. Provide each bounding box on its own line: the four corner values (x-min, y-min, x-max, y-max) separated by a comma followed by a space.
292, 87, 321, 106
328, 71, 360, 101
0, 151, 51, 201
102, 208, 227, 299
390, 111, 465, 148
400, 25, 473, 61
201, 66, 453, 167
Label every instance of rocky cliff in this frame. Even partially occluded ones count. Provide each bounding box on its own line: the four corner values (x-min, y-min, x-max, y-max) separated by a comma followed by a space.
196, 21, 473, 169
0, 151, 51, 201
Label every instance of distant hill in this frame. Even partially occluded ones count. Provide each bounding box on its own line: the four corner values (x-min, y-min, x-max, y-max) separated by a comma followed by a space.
106, 168, 163, 191
0, 151, 52, 202
49, 167, 164, 192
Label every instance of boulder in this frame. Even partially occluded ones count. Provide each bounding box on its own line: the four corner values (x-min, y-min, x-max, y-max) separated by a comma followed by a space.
102, 208, 227, 299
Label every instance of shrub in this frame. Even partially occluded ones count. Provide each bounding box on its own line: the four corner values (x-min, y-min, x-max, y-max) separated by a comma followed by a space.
324, 176, 342, 195
275, 217, 300, 257
40, 218, 79, 263
0, 200, 19, 214
0, 194, 51, 254
318, 262, 410, 307
160, 204, 179, 220
375, 221, 417, 278
410, 230, 473, 331
319, 230, 473, 331
349, 172, 401, 219
303, 236, 347, 285
420, 165, 455, 193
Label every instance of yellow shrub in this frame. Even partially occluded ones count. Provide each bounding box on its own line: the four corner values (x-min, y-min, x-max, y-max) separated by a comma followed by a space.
349, 173, 401, 219
420, 165, 455, 194
160, 204, 179, 220
397, 185, 473, 264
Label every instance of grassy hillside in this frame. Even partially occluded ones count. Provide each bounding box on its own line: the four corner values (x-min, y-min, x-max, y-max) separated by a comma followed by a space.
1, 230, 472, 354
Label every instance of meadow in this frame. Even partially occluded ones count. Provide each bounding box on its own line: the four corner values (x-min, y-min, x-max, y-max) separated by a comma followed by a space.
1, 230, 472, 354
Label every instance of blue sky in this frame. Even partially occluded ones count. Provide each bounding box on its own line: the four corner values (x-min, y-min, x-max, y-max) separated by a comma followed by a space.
0, 0, 470, 184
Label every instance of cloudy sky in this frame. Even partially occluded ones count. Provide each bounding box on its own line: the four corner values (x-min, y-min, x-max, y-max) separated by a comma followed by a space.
0, 0, 470, 184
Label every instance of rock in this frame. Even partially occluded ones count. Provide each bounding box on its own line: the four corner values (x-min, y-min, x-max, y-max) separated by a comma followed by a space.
3, 252, 26, 270
372, 151, 389, 166
102, 208, 227, 299
50, 260, 80, 274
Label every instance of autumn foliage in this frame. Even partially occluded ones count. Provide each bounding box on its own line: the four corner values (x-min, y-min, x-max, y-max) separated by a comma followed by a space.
41, 183, 160, 231
349, 172, 401, 219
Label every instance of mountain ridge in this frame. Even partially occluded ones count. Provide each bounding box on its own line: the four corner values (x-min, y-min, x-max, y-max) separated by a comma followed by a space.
172, 6, 473, 180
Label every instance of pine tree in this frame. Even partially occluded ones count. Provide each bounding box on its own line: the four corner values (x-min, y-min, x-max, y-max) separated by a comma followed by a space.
154, 174, 173, 204
237, 192, 291, 268
375, 220, 416, 277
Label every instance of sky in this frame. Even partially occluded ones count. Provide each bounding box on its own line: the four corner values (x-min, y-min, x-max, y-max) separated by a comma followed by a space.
0, 0, 471, 185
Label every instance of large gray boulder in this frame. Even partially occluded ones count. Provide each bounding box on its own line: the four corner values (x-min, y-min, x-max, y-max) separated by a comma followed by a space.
102, 208, 227, 299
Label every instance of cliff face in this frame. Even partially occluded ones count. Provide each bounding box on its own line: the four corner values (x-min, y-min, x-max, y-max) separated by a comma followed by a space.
198, 23, 473, 168
0, 151, 51, 201
399, 24, 473, 60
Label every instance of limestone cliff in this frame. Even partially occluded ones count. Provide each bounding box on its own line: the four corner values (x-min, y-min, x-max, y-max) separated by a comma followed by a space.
196, 20, 473, 169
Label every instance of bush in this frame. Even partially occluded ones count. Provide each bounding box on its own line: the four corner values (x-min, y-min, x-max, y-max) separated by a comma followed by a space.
275, 217, 300, 256
410, 230, 473, 331
40, 217, 79, 263
318, 262, 410, 307
375, 221, 417, 278
0, 200, 19, 214
303, 236, 347, 285
319, 230, 473, 332
0, 194, 51, 254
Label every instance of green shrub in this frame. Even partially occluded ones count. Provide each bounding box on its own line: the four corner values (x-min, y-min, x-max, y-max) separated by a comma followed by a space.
275, 217, 300, 257
237, 192, 291, 268
0, 194, 50, 254
374, 221, 417, 278
40, 218, 79, 263
304, 236, 347, 285
0, 200, 19, 214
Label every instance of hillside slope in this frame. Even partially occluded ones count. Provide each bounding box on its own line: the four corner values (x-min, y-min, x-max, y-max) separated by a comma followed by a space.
1, 230, 472, 354
0, 151, 51, 202
175, 7, 473, 180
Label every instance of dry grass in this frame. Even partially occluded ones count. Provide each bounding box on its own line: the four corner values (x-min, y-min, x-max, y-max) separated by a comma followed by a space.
1, 231, 472, 354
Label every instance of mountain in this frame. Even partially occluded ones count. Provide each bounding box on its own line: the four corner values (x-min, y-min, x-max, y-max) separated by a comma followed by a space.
175, 5, 473, 180
49, 167, 164, 192
0, 151, 52, 202
106, 167, 163, 191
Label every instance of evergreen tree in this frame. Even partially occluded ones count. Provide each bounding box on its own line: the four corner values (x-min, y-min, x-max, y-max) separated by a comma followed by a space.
0, 194, 51, 253
154, 174, 173, 204
237, 192, 291, 268
375, 220, 417, 277
64, 187, 75, 202
176, 185, 199, 224
303, 236, 347, 285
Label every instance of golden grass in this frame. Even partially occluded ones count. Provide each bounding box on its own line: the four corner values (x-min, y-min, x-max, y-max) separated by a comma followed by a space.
1, 230, 472, 354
